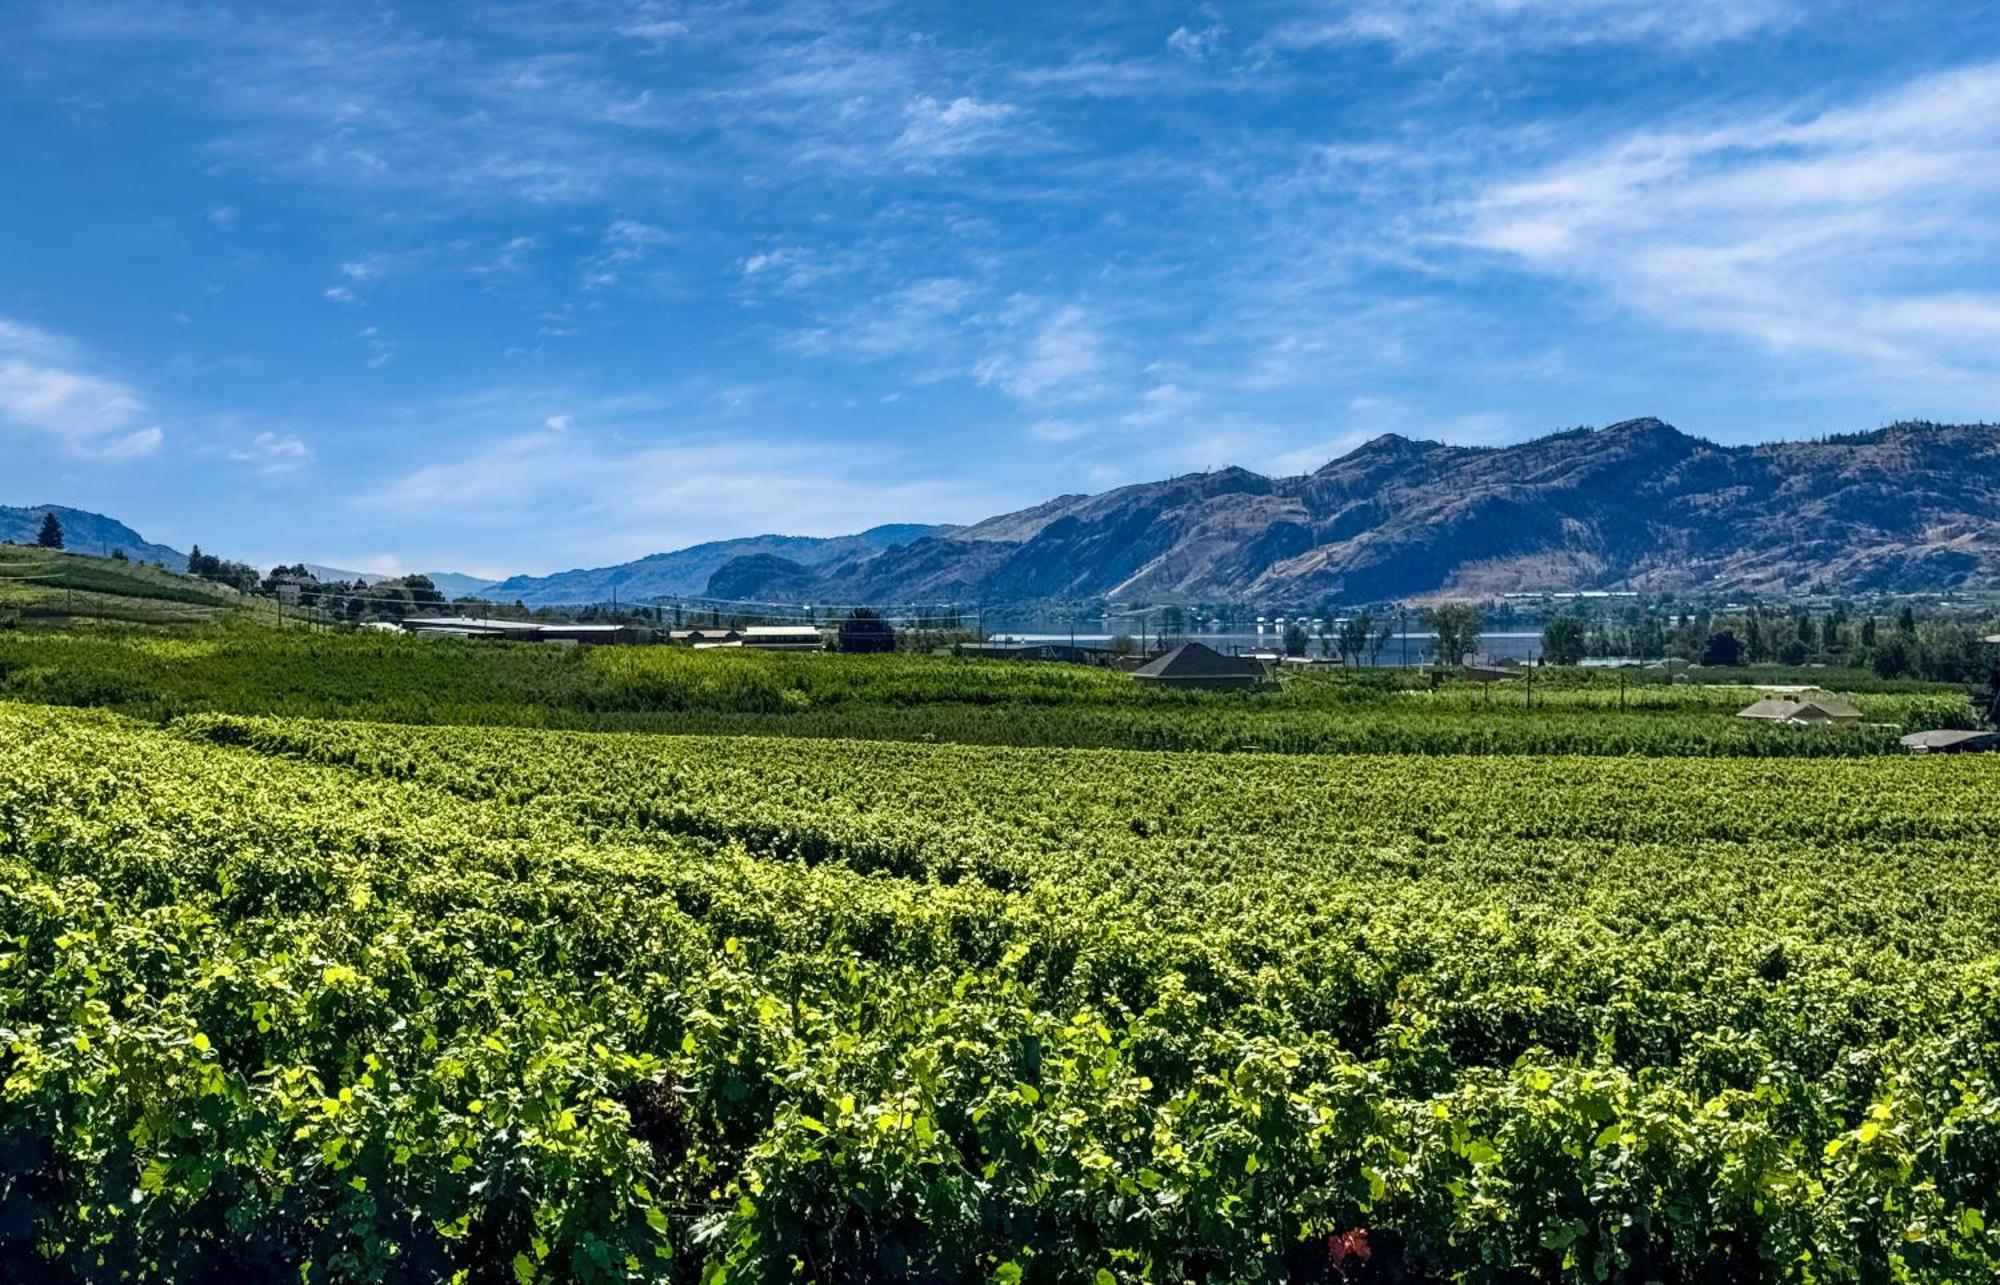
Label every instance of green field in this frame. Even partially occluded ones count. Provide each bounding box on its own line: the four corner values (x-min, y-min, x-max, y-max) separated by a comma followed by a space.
4, 588, 2000, 1281
0, 626, 1978, 756
5, 697, 2000, 1281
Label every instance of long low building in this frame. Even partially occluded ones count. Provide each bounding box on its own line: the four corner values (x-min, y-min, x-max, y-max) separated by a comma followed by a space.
401, 616, 646, 645
737, 625, 828, 650
958, 640, 1121, 664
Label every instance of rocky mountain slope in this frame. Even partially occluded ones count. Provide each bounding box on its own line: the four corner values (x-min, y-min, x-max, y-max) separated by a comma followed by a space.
0, 505, 185, 569
482, 524, 944, 607
717, 419, 2000, 604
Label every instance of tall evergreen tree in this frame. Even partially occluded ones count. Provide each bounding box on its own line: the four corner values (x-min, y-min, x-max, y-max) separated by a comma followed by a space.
36, 511, 63, 549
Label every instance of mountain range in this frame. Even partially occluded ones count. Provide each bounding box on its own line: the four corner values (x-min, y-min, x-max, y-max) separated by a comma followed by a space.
700, 419, 2000, 604
480, 525, 944, 607
16, 419, 2000, 606
304, 566, 498, 599
0, 509, 491, 596
0, 505, 186, 569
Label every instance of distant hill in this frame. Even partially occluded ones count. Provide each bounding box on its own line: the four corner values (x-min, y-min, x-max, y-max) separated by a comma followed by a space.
703, 553, 825, 601
0, 505, 185, 570
483, 524, 945, 607
305, 565, 497, 599
303, 564, 390, 585
758, 420, 2000, 604
423, 572, 501, 599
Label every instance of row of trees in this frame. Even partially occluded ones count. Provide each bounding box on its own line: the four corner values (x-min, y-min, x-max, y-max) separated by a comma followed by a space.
1274, 604, 1486, 665
1535, 601, 1998, 683
185, 545, 264, 594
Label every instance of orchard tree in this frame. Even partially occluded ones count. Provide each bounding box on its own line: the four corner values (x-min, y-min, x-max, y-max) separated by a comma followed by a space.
1702, 630, 1744, 667
1337, 612, 1373, 666
838, 608, 897, 654
1540, 613, 1587, 666
1428, 602, 1483, 668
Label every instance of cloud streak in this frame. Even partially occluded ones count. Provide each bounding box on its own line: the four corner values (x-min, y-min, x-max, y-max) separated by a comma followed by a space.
1271, 0, 1799, 55
368, 416, 980, 566
0, 319, 164, 460
1461, 61, 2000, 384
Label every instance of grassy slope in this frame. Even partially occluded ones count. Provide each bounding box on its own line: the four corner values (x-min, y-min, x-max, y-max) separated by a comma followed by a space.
0, 546, 244, 626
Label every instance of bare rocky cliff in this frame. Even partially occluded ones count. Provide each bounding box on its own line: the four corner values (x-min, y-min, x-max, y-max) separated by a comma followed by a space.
787, 419, 2000, 603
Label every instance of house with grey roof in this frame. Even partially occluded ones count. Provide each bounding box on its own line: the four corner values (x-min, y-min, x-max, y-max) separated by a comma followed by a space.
1131, 642, 1268, 690
1900, 729, 2000, 753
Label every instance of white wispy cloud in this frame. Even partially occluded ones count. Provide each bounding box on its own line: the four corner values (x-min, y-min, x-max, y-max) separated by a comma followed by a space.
358, 326, 394, 368
1167, 15, 1227, 60
366, 421, 979, 568
47, 5, 692, 207
618, 3, 690, 46
782, 276, 976, 364
471, 235, 539, 276
584, 218, 672, 287
1272, 0, 1798, 55
738, 245, 845, 294
892, 95, 1023, 161
229, 430, 313, 473
0, 318, 165, 460
1461, 61, 2000, 384
973, 301, 1113, 405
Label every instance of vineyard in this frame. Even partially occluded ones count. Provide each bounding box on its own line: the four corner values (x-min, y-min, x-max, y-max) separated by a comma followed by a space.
0, 628, 1977, 756
7, 699, 2000, 1281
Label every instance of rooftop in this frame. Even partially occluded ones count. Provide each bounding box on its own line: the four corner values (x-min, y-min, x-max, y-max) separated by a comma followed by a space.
1132, 642, 1266, 680
1901, 729, 2000, 751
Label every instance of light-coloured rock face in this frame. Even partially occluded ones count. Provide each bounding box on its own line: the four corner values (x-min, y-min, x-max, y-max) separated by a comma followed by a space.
806, 419, 2000, 603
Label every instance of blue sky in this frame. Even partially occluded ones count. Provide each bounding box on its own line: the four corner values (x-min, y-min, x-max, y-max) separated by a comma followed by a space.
4, 0, 1999, 576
